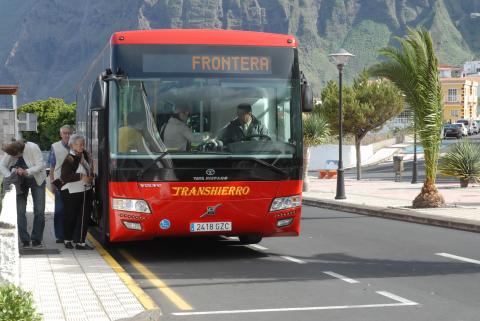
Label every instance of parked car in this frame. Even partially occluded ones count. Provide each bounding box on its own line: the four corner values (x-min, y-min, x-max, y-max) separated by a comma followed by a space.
443, 124, 463, 139
454, 122, 468, 137
456, 119, 475, 135
472, 121, 479, 135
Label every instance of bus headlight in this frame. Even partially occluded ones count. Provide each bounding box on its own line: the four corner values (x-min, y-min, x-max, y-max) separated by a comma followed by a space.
112, 198, 151, 214
269, 195, 301, 212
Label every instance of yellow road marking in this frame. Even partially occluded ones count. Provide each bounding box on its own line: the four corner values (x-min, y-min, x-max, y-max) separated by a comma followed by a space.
87, 235, 158, 310
118, 249, 193, 311
48, 187, 160, 310
46, 188, 54, 199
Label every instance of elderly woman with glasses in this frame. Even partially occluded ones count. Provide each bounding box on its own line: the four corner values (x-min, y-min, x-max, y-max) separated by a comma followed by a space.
60, 133, 94, 250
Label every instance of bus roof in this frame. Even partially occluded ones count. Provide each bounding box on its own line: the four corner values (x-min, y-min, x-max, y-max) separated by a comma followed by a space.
111, 29, 297, 48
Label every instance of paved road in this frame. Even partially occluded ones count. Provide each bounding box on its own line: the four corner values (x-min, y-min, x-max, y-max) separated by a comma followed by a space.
106, 206, 480, 321
345, 134, 480, 182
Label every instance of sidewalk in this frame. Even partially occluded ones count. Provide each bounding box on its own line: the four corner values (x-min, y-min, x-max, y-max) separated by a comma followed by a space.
2, 189, 154, 321
303, 178, 480, 232
304, 138, 480, 232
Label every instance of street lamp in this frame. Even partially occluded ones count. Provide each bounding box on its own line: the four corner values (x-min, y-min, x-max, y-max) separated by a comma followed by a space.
411, 114, 418, 184
329, 49, 354, 200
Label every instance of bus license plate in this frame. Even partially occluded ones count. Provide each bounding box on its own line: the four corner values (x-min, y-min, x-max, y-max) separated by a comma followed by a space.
190, 222, 232, 232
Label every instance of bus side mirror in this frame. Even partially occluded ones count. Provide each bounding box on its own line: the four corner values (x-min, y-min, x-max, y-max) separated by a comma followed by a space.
301, 73, 313, 112
90, 76, 106, 111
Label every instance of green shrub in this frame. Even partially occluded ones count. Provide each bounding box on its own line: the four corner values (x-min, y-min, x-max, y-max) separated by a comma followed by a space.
0, 284, 41, 321
439, 140, 480, 182
303, 113, 330, 147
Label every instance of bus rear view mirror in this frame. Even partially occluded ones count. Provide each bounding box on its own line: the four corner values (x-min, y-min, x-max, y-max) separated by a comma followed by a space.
301, 73, 313, 112
90, 76, 106, 111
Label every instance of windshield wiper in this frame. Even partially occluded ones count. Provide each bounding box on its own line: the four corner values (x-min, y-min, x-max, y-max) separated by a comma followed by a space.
137, 151, 170, 180
230, 156, 289, 176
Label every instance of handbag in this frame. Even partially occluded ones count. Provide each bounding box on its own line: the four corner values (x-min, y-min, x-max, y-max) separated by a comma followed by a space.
52, 178, 64, 189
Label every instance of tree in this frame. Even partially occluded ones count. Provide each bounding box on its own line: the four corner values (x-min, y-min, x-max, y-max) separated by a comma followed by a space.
320, 71, 404, 180
19, 98, 76, 150
370, 28, 445, 208
302, 113, 330, 191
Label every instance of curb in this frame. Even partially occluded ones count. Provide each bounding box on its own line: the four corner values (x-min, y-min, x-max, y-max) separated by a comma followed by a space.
303, 197, 480, 233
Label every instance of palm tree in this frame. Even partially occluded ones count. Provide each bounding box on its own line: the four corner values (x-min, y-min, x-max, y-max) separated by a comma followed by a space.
370, 28, 445, 208
303, 113, 330, 191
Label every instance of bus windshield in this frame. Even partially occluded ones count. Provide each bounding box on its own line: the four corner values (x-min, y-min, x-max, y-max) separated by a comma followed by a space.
109, 77, 298, 168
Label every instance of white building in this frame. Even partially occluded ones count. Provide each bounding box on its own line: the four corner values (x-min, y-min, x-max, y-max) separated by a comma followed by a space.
0, 85, 19, 149
463, 61, 480, 76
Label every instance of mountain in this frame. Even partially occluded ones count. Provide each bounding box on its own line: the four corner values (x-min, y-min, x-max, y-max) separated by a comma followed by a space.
0, 0, 479, 104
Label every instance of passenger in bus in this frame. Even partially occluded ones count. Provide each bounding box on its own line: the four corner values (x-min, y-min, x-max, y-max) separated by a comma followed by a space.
60, 133, 94, 250
161, 105, 195, 151
118, 111, 149, 153
48, 125, 73, 244
217, 103, 269, 145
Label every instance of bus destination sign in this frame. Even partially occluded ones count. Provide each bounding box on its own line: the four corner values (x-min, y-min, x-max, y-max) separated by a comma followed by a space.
143, 54, 272, 74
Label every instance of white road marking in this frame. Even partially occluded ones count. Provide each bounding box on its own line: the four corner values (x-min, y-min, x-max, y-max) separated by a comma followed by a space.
173, 298, 418, 316
281, 256, 307, 264
323, 271, 359, 284
436, 253, 480, 265
225, 237, 268, 251
249, 244, 268, 251
376, 291, 418, 305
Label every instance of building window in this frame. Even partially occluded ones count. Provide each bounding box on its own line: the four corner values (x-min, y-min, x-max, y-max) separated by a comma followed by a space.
451, 110, 459, 117
447, 89, 458, 102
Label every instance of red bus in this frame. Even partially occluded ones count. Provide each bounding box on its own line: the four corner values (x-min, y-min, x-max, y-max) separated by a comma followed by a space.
76, 29, 313, 245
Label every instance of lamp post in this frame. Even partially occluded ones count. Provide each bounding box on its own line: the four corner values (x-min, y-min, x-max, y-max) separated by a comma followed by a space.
329, 49, 354, 200
411, 116, 418, 184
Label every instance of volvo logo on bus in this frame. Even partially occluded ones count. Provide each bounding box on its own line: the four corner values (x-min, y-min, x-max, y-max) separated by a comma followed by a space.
206, 168, 215, 176
200, 204, 222, 218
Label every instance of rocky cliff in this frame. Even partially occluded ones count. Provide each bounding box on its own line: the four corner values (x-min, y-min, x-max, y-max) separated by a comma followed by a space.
0, 0, 479, 104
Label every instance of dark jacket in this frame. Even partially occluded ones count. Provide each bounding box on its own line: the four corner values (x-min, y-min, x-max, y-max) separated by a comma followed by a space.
218, 116, 268, 145
60, 151, 92, 184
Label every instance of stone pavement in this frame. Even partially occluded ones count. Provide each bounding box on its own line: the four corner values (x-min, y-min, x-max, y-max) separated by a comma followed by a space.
303, 177, 480, 232
2, 189, 151, 321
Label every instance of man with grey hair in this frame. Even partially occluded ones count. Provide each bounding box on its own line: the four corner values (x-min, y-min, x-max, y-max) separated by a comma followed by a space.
48, 124, 73, 243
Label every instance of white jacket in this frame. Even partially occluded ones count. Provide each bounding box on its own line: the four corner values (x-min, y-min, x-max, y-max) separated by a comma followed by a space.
0, 142, 47, 186
163, 117, 194, 151
51, 141, 69, 180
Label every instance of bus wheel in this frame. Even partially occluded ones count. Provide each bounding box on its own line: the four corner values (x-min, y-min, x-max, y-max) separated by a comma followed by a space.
239, 235, 262, 245
99, 231, 116, 248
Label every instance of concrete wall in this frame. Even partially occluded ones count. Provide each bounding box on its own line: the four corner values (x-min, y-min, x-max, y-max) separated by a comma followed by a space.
371, 137, 397, 153
0, 187, 19, 285
308, 144, 374, 171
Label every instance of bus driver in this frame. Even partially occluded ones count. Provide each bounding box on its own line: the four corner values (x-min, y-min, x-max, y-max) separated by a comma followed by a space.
217, 103, 268, 145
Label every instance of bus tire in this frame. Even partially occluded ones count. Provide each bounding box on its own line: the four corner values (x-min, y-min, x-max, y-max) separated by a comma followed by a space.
238, 235, 262, 245
99, 231, 115, 248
